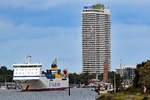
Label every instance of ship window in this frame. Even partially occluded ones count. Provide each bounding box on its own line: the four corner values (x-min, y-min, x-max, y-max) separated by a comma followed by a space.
13, 65, 42, 67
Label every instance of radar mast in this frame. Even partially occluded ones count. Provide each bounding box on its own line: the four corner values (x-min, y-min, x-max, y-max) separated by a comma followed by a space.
25, 56, 31, 64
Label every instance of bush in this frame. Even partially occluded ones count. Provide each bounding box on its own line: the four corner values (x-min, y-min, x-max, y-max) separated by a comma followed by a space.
143, 96, 148, 100
125, 86, 141, 93
97, 94, 113, 100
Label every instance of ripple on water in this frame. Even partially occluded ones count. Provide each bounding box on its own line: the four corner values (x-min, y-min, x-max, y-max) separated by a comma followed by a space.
0, 88, 98, 100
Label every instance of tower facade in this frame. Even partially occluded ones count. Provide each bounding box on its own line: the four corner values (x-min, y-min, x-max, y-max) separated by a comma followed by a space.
82, 4, 111, 74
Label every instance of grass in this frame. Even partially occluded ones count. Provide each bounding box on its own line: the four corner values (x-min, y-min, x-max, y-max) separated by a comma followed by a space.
97, 92, 150, 100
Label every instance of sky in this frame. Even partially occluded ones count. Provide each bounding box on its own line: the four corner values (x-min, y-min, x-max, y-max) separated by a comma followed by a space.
0, 0, 150, 72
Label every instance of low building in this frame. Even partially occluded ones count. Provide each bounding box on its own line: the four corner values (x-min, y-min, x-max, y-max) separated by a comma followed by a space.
116, 66, 136, 83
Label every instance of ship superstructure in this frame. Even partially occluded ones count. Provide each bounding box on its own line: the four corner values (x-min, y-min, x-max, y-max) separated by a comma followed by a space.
13, 57, 69, 91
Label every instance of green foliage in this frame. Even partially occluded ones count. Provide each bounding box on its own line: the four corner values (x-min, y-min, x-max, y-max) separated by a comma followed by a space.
125, 86, 141, 93
92, 4, 104, 9
109, 71, 123, 92
0, 66, 13, 82
69, 73, 96, 85
97, 94, 113, 100
69, 71, 123, 91
133, 60, 150, 89
79, 73, 89, 84
69, 71, 123, 90
133, 69, 140, 88
143, 96, 148, 100
97, 93, 150, 100
69, 73, 80, 84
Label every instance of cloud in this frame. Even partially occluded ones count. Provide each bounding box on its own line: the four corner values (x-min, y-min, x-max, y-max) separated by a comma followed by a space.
0, 33, 81, 70
0, 0, 92, 10
0, 19, 82, 72
0, 18, 80, 38
0, 0, 150, 10
0, 0, 70, 10
0, 0, 150, 72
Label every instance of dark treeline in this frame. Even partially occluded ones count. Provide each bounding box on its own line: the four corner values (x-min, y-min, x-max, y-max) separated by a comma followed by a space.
69, 73, 96, 85
133, 60, 150, 89
0, 66, 13, 82
69, 72, 122, 90
121, 60, 150, 94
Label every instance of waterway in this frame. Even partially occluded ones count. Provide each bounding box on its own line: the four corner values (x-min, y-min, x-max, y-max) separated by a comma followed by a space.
0, 88, 98, 100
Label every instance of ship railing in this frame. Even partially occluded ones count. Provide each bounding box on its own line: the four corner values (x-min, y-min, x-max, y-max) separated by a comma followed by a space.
41, 74, 46, 77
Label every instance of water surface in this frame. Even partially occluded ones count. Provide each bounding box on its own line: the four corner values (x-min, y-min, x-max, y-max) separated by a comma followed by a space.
0, 88, 98, 100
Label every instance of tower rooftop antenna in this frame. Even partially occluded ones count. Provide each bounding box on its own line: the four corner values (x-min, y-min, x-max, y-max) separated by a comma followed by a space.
101, 0, 104, 5
99, 0, 110, 8
108, 0, 111, 9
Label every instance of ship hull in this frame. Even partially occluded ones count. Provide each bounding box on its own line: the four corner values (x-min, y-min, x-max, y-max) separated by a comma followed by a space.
15, 76, 69, 91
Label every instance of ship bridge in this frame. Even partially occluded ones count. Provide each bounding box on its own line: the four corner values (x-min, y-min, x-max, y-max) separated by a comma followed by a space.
13, 64, 42, 80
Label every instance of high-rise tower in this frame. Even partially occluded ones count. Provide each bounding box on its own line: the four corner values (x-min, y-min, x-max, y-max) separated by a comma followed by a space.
82, 4, 111, 74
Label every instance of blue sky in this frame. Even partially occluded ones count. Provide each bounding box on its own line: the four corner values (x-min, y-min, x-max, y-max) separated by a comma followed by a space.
0, 0, 150, 72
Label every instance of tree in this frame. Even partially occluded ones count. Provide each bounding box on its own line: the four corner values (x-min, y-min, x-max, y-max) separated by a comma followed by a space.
69, 73, 96, 85
110, 71, 123, 92
80, 72, 89, 85
133, 60, 150, 89
0, 66, 13, 82
92, 4, 104, 9
69, 73, 80, 84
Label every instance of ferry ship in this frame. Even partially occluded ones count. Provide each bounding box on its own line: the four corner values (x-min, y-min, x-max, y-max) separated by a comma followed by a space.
13, 56, 69, 91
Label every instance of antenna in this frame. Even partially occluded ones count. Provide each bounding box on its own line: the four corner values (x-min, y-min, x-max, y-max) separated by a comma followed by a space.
98, 0, 101, 4
105, 0, 108, 8
96, 0, 99, 4
99, 0, 110, 9
25, 56, 31, 64
87, 0, 92, 6
53, 58, 57, 64
101, 0, 104, 5
108, 0, 110, 8
104, 0, 106, 7
120, 59, 122, 67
